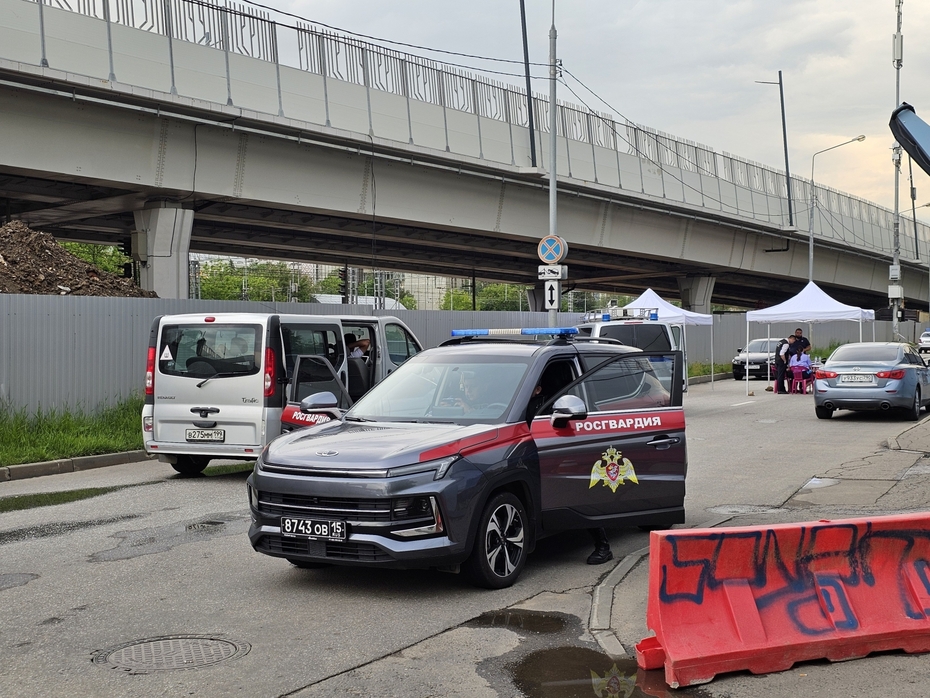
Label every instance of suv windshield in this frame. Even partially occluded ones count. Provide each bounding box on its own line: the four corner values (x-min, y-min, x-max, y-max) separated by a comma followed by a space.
348, 355, 531, 422
159, 323, 262, 378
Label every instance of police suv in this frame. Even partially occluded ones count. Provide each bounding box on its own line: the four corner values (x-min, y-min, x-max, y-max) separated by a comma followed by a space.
247, 328, 687, 588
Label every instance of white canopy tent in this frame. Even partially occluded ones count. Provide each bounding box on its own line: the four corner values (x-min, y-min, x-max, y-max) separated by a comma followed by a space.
623, 288, 714, 326
743, 281, 876, 393
623, 288, 714, 386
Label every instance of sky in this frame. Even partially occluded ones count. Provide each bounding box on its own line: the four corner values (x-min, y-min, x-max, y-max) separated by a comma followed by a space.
269, 0, 930, 218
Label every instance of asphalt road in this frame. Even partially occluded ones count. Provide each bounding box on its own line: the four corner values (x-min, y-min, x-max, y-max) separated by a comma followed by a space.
2, 378, 929, 698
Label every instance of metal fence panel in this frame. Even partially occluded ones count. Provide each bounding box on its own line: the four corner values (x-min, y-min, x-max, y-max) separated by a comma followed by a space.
0, 295, 576, 414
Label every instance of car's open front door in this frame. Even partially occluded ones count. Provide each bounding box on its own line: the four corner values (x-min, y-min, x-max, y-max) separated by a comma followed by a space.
531, 351, 686, 531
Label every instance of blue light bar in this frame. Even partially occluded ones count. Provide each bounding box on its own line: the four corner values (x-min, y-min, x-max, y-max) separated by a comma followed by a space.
451, 327, 578, 337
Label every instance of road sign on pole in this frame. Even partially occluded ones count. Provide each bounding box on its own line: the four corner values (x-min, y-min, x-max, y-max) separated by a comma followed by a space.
544, 280, 561, 310
538, 264, 567, 279
537, 235, 568, 264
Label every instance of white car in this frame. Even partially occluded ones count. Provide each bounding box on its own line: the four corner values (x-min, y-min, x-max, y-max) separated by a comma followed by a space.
919, 331, 930, 354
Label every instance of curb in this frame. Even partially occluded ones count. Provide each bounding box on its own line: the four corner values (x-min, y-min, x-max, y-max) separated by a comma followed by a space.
688, 372, 732, 386
589, 515, 734, 658
0, 451, 151, 483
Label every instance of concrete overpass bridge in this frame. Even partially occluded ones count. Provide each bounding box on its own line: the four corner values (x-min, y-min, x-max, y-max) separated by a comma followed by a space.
1, 0, 929, 310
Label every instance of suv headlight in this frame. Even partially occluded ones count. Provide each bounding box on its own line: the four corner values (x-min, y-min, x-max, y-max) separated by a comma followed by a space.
386, 456, 458, 480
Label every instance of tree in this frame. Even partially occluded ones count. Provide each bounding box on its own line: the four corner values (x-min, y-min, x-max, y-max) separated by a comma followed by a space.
198, 260, 316, 302
59, 242, 130, 275
440, 288, 474, 310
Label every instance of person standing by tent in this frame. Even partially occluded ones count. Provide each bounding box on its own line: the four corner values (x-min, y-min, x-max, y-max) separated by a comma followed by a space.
791, 328, 811, 356
774, 335, 796, 394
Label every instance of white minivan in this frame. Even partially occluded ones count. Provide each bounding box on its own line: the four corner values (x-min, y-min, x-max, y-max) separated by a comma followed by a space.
142, 312, 421, 475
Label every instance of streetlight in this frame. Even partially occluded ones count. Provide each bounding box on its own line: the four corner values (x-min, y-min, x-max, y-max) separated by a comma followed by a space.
808, 135, 866, 282
756, 71, 794, 227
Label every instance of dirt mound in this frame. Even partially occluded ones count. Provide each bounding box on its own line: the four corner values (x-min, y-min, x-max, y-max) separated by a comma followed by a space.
0, 220, 157, 297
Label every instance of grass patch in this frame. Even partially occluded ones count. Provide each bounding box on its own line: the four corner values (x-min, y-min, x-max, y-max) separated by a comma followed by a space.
688, 362, 733, 378
0, 396, 144, 467
203, 462, 254, 477
0, 486, 125, 513
811, 341, 845, 362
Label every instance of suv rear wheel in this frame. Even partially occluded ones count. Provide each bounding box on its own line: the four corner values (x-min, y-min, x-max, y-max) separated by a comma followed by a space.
464, 492, 527, 589
171, 455, 209, 476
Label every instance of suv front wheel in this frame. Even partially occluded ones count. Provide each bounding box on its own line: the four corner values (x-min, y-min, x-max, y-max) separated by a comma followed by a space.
464, 492, 527, 589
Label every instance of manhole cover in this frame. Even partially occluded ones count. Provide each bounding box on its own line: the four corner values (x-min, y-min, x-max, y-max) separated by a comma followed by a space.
92, 635, 249, 674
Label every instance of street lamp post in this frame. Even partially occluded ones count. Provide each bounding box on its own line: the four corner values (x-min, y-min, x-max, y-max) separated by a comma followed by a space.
808, 135, 866, 282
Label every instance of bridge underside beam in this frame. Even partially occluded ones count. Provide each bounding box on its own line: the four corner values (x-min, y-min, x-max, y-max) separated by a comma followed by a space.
0, 78, 913, 308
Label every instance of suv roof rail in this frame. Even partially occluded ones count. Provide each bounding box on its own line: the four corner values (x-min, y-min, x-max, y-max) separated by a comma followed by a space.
571, 336, 624, 345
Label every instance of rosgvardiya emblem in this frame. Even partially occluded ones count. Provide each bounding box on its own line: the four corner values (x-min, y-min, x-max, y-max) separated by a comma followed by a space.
590, 663, 636, 698
589, 447, 638, 493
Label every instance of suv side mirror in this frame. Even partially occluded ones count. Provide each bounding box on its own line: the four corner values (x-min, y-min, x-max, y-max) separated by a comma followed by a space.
550, 394, 587, 428
300, 392, 338, 413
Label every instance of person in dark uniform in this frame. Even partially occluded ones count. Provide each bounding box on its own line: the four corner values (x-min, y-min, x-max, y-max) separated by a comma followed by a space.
774, 335, 796, 394
792, 328, 811, 357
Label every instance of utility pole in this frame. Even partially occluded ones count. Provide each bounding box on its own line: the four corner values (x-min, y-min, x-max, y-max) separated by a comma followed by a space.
547, 0, 558, 328
519, 0, 537, 167
892, 0, 904, 338
756, 71, 795, 227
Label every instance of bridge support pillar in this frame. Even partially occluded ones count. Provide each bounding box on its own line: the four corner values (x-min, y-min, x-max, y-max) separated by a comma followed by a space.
132, 203, 194, 299
677, 275, 716, 314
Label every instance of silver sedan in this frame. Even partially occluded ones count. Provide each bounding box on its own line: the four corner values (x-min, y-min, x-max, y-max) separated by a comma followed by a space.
814, 342, 930, 420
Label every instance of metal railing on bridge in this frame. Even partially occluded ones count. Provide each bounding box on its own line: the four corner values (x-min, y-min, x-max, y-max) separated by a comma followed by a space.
15, 0, 930, 262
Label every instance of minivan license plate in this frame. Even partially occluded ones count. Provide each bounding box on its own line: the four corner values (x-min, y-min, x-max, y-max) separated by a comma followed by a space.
281, 517, 346, 541
185, 428, 225, 442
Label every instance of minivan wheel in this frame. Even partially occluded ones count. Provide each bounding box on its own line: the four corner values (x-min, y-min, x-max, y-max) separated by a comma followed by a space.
815, 406, 834, 420
171, 455, 209, 476
464, 492, 527, 589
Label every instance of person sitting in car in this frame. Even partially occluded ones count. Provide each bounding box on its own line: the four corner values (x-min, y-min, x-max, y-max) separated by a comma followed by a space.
344, 333, 370, 358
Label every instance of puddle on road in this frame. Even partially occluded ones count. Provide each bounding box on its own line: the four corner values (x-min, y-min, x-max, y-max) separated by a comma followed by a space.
510, 646, 711, 698
0, 573, 39, 591
0, 515, 141, 546
471, 609, 567, 634
90, 513, 248, 562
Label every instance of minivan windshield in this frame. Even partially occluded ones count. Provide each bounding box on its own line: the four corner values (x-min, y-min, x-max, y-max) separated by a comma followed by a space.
597, 324, 672, 351
348, 355, 531, 423
159, 324, 262, 378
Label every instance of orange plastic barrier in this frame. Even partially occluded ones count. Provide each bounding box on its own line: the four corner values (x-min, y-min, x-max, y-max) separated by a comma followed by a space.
636, 513, 930, 687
